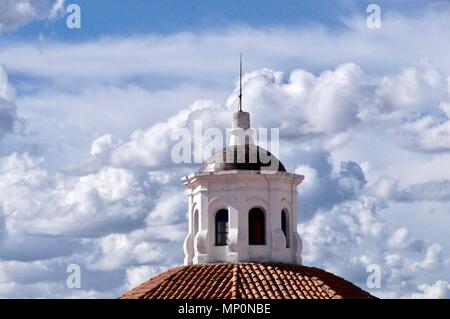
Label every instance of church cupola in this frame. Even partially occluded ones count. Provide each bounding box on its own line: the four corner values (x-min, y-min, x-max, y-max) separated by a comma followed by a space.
182, 57, 304, 265
121, 58, 375, 300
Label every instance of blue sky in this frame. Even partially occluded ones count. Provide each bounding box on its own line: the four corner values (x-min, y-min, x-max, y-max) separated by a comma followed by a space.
1, 0, 450, 299
3, 1, 362, 39
5, 0, 432, 40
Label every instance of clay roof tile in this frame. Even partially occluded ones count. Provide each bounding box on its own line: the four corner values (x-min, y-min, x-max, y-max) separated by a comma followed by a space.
120, 263, 375, 300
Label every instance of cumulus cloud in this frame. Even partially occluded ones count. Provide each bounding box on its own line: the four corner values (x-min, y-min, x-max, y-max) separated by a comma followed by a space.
0, 150, 185, 297
298, 196, 448, 298
224, 64, 366, 137
103, 61, 450, 178
104, 63, 371, 171
93, 234, 163, 271
369, 62, 450, 153
23, 60, 447, 298
125, 265, 165, 290
401, 180, 450, 202
299, 198, 387, 275
0, 4, 450, 298
0, 257, 123, 298
366, 176, 400, 200
293, 146, 449, 298
0, 151, 182, 241
367, 175, 450, 203
0, 65, 19, 139
145, 188, 187, 226
0, 154, 147, 237
0, 208, 5, 240
292, 155, 367, 220
411, 280, 450, 299
109, 99, 227, 168
0, 0, 65, 31
0, 153, 47, 217
90, 134, 120, 156
412, 243, 443, 271
374, 62, 448, 113
2, 61, 450, 298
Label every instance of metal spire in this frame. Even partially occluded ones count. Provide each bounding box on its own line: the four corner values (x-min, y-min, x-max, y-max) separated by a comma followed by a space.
239, 53, 243, 112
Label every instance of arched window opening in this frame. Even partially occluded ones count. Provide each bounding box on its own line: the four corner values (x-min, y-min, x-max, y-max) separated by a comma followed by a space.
193, 209, 199, 237
215, 209, 229, 246
249, 208, 265, 245
281, 209, 290, 248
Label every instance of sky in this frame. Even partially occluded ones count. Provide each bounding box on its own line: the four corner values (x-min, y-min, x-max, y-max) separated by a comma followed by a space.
1, 0, 450, 298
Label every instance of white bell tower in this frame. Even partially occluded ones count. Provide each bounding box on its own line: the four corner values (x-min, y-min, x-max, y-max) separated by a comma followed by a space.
182, 57, 304, 265
182, 110, 304, 265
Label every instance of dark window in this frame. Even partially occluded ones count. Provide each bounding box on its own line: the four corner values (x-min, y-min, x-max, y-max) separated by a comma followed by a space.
215, 209, 228, 246
193, 209, 199, 237
249, 208, 265, 245
281, 210, 290, 248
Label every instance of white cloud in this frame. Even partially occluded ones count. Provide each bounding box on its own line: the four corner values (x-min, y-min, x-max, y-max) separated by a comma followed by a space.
295, 165, 319, 194
0, 4, 450, 299
145, 188, 187, 226
401, 180, 450, 202
0, 65, 15, 101
224, 64, 366, 137
367, 175, 450, 203
16, 84, 227, 140
0, 0, 65, 31
0, 257, 117, 298
366, 175, 399, 200
0, 153, 47, 216
293, 156, 367, 220
2, 60, 450, 298
64, 167, 136, 204
302, 64, 365, 134
412, 243, 443, 271
387, 227, 411, 250
90, 134, 119, 156
0, 65, 19, 139
1, 7, 450, 83
368, 62, 450, 153
0, 208, 5, 240
109, 99, 221, 168
0, 260, 54, 284
299, 196, 449, 298
411, 280, 450, 299
94, 234, 163, 270
103, 63, 371, 171
385, 254, 404, 269
125, 265, 165, 291
409, 119, 450, 153
48, 0, 64, 19
102, 61, 450, 176
374, 62, 448, 112
0, 153, 149, 237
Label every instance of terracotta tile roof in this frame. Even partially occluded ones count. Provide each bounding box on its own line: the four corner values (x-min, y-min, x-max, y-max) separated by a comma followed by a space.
119, 263, 375, 299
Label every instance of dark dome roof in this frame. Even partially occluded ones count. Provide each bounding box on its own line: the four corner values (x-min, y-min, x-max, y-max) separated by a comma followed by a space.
120, 263, 375, 299
198, 144, 286, 173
